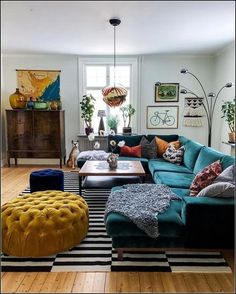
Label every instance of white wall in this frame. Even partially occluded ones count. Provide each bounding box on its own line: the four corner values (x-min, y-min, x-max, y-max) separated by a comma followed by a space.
212, 42, 235, 154
1, 48, 234, 166
1, 54, 78, 165
140, 54, 214, 144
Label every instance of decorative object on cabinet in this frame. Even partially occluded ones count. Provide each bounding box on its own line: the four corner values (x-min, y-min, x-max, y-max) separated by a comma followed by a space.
102, 18, 127, 107
26, 97, 35, 109
107, 114, 120, 134
80, 94, 96, 135
221, 99, 235, 143
9, 88, 27, 109
6, 110, 66, 167
183, 97, 204, 127
155, 82, 179, 102
34, 100, 49, 110
16, 69, 61, 102
97, 110, 106, 134
120, 104, 136, 135
147, 106, 178, 129
180, 68, 233, 147
77, 134, 108, 152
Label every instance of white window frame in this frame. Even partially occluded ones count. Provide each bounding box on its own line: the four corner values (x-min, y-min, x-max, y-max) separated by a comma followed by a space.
78, 57, 139, 134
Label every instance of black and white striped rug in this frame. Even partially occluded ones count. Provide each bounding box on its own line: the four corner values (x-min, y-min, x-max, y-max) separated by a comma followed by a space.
1, 172, 231, 273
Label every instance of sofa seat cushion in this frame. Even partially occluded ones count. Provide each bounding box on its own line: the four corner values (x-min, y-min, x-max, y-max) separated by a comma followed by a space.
153, 171, 195, 188
148, 159, 192, 176
193, 146, 225, 174
171, 188, 190, 197
105, 199, 184, 238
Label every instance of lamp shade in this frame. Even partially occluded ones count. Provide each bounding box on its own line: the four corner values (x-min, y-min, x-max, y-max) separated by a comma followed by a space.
102, 86, 127, 107
97, 110, 106, 117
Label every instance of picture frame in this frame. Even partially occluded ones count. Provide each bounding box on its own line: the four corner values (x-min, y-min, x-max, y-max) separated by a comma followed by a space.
147, 106, 179, 129
155, 83, 179, 102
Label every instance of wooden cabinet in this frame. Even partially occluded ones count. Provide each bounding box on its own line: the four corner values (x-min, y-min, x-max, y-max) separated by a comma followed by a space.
6, 110, 66, 167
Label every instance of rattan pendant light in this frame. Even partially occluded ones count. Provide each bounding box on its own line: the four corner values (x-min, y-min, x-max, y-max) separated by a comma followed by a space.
102, 18, 127, 107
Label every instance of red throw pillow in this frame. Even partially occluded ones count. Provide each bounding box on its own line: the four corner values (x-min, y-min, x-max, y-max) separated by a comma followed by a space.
120, 145, 142, 158
190, 160, 222, 196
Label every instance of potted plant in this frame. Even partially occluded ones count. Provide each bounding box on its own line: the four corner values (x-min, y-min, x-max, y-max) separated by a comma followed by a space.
107, 115, 120, 134
120, 104, 136, 134
80, 94, 96, 135
221, 99, 235, 142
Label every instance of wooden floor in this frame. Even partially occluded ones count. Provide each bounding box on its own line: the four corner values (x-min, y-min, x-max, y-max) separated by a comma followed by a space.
1, 165, 235, 293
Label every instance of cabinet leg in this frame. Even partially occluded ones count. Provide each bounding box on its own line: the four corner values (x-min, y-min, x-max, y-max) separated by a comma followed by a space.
7, 156, 10, 167
60, 158, 62, 168
14, 158, 18, 166
64, 156, 66, 165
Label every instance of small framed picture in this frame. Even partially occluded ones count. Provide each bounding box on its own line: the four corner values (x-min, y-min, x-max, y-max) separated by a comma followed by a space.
155, 83, 179, 102
147, 106, 179, 129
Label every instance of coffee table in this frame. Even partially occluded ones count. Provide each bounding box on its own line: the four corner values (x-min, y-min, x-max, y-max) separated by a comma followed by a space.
78, 160, 146, 195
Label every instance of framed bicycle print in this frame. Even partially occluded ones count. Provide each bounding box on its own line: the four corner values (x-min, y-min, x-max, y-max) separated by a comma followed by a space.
155, 83, 179, 102
147, 106, 179, 129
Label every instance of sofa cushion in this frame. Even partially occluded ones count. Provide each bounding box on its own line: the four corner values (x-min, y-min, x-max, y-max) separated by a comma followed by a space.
155, 137, 180, 157
220, 155, 235, 170
148, 158, 192, 176
197, 182, 235, 198
193, 147, 224, 174
153, 171, 195, 188
108, 135, 143, 153
190, 160, 222, 196
140, 136, 157, 159
214, 165, 235, 184
182, 139, 203, 171
171, 188, 190, 197
147, 134, 179, 142
163, 145, 185, 165
105, 188, 184, 238
120, 145, 141, 158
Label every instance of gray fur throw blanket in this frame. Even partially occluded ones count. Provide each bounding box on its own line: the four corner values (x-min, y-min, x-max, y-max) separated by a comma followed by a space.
104, 184, 181, 238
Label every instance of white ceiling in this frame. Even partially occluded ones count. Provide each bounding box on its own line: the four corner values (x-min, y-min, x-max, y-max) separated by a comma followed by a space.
1, 1, 235, 55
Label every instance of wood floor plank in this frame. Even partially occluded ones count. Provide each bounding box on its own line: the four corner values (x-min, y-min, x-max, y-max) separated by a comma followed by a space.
15, 272, 38, 293
39, 272, 59, 293
2, 272, 26, 293
139, 272, 153, 292
71, 272, 86, 293
55, 272, 76, 293
213, 273, 234, 292
152, 273, 165, 292
81, 272, 95, 293
92, 272, 106, 293
203, 273, 225, 292
105, 272, 117, 293
171, 273, 189, 293
27, 272, 48, 293
160, 272, 176, 292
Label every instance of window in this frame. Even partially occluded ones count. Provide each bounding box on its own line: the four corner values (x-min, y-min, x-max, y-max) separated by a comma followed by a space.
79, 58, 138, 134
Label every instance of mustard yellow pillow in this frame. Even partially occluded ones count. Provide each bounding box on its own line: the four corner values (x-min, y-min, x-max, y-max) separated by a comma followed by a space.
155, 137, 180, 157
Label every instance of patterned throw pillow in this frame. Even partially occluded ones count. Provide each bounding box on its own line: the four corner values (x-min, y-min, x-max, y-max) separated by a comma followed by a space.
190, 160, 222, 196
140, 136, 157, 159
155, 137, 180, 157
163, 145, 185, 165
120, 145, 142, 158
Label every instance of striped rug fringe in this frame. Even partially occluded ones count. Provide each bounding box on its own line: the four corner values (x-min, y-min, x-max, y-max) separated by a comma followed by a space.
1, 172, 232, 273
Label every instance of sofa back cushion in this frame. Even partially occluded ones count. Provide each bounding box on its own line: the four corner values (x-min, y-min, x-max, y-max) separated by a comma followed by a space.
193, 146, 225, 174
147, 134, 179, 142
220, 155, 235, 170
181, 139, 203, 171
108, 135, 143, 153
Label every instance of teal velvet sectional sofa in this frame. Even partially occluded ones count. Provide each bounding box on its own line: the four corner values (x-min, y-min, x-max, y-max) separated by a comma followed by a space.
77, 134, 235, 250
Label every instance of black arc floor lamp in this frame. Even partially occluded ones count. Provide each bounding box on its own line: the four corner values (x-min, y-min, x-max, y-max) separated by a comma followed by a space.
180, 68, 233, 147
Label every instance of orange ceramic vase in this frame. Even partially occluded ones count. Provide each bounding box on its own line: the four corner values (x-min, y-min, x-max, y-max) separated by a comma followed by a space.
9, 88, 27, 109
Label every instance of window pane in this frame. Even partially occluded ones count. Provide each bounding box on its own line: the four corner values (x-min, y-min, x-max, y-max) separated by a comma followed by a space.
86, 66, 106, 87
86, 90, 107, 134
109, 92, 130, 134
110, 66, 130, 87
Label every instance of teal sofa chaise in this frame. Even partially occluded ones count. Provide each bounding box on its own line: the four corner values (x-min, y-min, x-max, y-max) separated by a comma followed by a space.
103, 134, 235, 252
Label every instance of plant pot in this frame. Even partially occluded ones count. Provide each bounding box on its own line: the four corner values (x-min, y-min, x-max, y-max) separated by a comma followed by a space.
228, 132, 235, 143
85, 127, 93, 136
123, 127, 132, 135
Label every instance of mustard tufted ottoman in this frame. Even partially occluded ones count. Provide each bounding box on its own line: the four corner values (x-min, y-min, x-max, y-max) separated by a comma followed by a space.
2, 191, 89, 257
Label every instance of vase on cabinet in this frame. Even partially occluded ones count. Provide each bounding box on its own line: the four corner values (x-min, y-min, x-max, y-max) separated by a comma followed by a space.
9, 88, 27, 109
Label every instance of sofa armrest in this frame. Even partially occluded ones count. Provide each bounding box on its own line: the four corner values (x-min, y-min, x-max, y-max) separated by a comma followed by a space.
181, 196, 234, 248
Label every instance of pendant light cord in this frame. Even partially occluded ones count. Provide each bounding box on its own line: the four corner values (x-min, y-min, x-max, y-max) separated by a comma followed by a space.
113, 24, 116, 88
